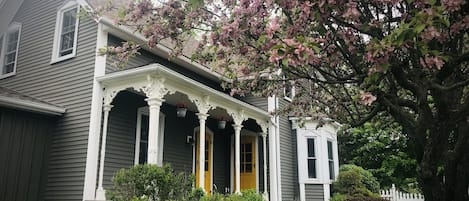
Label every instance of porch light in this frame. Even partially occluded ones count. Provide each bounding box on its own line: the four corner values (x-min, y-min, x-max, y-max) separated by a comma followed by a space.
218, 116, 227, 129
176, 102, 187, 118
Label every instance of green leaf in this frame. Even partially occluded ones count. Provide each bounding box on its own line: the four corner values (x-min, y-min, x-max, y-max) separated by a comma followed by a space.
414, 24, 426, 34
188, 0, 204, 9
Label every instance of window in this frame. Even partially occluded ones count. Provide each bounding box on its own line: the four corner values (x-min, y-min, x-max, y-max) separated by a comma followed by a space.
0, 23, 21, 79
283, 79, 295, 101
134, 108, 165, 165
240, 143, 254, 173
327, 140, 335, 180
51, 1, 79, 63
306, 138, 317, 179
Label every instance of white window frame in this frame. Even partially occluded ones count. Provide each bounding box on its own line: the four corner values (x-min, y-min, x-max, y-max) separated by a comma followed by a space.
51, 1, 79, 64
0, 22, 21, 79
134, 107, 165, 165
297, 132, 321, 184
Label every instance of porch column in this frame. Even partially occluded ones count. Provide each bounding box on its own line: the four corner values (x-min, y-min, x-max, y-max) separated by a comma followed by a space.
229, 110, 245, 194
197, 113, 209, 190
233, 124, 243, 194
140, 75, 170, 166
261, 133, 268, 195
146, 97, 164, 165
190, 95, 212, 192
95, 104, 113, 200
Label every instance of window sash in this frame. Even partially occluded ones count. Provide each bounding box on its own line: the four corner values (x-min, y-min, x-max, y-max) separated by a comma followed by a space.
58, 7, 77, 57
327, 141, 335, 180
2, 27, 20, 75
306, 138, 317, 179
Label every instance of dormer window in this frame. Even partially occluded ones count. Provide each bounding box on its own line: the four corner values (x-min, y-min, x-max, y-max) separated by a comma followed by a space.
51, 1, 79, 63
0, 23, 21, 79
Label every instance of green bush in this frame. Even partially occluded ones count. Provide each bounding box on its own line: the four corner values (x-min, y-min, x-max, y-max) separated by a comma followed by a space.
200, 189, 264, 201
331, 164, 381, 201
344, 196, 388, 201
106, 164, 195, 201
338, 164, 380, 193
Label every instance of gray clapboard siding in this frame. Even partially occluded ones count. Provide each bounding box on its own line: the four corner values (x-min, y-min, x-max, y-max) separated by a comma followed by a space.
305, 184, 324, 201
0, 0, 98, 200
278, 98, 299, 201
102, 91, 234, 191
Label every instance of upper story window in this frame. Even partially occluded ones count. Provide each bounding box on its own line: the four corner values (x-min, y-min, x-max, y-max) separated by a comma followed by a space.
51, 1, 79, 63
0, 23, 21, 79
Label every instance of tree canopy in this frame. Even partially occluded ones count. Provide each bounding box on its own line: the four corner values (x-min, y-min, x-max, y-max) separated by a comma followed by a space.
98, 0, 469, 200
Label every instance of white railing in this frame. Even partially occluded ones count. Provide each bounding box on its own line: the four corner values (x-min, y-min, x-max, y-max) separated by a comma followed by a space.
380, 184, 424, 201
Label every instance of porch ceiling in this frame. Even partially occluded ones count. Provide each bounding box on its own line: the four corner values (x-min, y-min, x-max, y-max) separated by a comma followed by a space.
96, 63, 270, 124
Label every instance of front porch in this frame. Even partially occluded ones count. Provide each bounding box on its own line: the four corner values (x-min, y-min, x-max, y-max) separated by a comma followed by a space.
92, 64, 271, 200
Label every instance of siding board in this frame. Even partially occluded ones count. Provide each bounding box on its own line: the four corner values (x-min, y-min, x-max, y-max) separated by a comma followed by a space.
0, 0, 98, 200
305, 184, 324, 201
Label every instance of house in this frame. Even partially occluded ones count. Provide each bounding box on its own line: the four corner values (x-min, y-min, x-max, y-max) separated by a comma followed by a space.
0, 0, 339, 201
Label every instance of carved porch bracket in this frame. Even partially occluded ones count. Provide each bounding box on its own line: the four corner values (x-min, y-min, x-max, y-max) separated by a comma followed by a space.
190, 95, 213, 115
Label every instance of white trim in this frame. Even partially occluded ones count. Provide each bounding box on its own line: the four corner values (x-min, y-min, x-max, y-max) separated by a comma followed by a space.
275, 96, 282, 200
82, 23, 107, 201
51, 0, 79, 64
0, 22, 21, 79
299, 183, 305, 201
134, 107, 165, 165
268, 96, 278, 201
192, 126, 214, 193
323, 184, 331, 201
96, 64, 270, 121
0, 95, 65, 115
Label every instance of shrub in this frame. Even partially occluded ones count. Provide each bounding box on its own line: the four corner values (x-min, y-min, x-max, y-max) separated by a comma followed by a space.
107, 164, 194, 201
200, 189, 265, 201
344, 196, 388, 201
338, 164, 380, 193
331, 164, 382, 201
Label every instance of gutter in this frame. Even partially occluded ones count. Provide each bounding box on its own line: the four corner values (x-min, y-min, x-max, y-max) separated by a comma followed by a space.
0, 96, 66, 116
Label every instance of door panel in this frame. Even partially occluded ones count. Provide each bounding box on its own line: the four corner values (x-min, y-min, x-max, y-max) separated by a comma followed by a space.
240, 136, 256, 190
195, 131, 212, 193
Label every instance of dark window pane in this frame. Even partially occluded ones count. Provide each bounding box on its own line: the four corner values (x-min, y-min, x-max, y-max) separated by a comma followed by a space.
329, 161, 335, 180
140, 116, 149, 140
245, 143, 252, 152
139, 142, 148, 164
307, 138, 315, 157
327, 141, 333, 159
205, 161, 208, 171
246, 164, 252, 173
308, 159, 316, 178
246, 153, 252, 163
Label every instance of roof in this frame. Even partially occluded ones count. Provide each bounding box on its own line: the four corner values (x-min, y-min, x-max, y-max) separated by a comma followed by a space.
0, 87, 66, 116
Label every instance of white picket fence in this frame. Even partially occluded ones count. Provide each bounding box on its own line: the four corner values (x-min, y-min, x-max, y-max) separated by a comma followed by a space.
380, 184, 424, 201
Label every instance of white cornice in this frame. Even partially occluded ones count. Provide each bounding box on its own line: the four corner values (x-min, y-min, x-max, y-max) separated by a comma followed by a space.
0, 96, 66, 116
96, 63, 270, 121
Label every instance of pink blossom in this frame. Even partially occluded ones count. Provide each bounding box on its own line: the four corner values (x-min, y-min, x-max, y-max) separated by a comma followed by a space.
421, 26, 440, 41
342, 2, 361, 20
419, 55, 445, 70
360, 92, 377, 106
442, 0, 466, 12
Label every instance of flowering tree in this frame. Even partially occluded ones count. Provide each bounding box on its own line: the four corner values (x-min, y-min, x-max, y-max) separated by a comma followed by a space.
100, 0, 469, 200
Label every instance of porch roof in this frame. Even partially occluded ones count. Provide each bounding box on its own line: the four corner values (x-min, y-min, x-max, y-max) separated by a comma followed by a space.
96, 63, 270, 123
0, 86, 66, 116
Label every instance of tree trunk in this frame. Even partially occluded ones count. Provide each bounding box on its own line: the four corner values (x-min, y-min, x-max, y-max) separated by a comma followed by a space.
418, 118, 469, 201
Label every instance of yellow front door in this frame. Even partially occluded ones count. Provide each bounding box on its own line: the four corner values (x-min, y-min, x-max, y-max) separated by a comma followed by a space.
240, 136, 256, 190
195, 131, 212, 193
